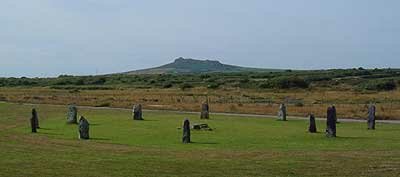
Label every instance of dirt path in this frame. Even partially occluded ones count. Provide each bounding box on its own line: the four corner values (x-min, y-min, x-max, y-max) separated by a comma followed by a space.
3, 101, 400, 124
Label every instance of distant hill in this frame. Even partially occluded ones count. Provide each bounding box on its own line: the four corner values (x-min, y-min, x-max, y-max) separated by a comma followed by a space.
124, 57, 282, 75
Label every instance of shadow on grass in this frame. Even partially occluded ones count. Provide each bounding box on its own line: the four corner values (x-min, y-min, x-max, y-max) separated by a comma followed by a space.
38, 127, 53, 130
91, 137, 111, 141
335, 136, 371, 140
131, 119, 159, 122
374, 128, 399, 132
191, 141, 218, 145
307, 131, 323, 134
38, 132, 63, 136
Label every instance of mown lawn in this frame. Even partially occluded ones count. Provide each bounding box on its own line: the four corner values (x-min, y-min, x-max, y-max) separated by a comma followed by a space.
0, 102, 399, 177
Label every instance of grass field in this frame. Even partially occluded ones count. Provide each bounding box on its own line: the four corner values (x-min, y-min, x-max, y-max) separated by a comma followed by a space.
1, 102, 400, 177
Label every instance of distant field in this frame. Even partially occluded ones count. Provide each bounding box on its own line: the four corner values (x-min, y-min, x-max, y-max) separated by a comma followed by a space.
1, 102, 399, 177
1, 68, 399, 120
1, 87, 399, 120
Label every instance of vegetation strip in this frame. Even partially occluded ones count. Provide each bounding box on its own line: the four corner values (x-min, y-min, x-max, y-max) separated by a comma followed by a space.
4, 101, 400, 124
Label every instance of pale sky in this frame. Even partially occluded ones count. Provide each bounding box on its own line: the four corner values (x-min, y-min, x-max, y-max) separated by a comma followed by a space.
1, 0, 399, 77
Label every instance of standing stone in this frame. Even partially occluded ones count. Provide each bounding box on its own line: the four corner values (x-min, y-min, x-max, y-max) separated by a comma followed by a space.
78, 116, 90, 140
182, 119, 191, 144
200, 102, 209, 119
278, 103, 287, 121
67, 105, 78, 124
32, 108, 40, 129
30, 108, 38, 133
367, 104, 376, 130
133, 104, 143, 120
326, 106, 337, 137
331, 105, 340, 123
308, 114, 317, 133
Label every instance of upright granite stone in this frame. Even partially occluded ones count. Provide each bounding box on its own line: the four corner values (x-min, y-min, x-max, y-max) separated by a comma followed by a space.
133, 104, 143, 120
182, 119, 191, 144
332, 105, 338, 123
78, 116, 90, 140
308, 114, 317, 133
278, 103, 287, 121
326, 106, 337, 137
367, 104, 376, 130
30, 108, 38, 133
67, 105, 78, 124
32, 108, 40, 129
200, 102, 209, 119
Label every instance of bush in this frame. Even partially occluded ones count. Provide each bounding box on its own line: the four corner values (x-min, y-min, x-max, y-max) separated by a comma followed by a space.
54, 79, 73, 85
270, 77, 309, 89
180, 83, 193, 90
149, 80, 156, 84
68, 89, 80, 94
162, 82, 173, 88
207, 83, 220, 89
294, 102, 304, 107
200, 74, 211, 79
360, 79, 397, 91
88, 77, 107, 85
304, 75, 332, 82
259, 82, 272, 89
95, 102, 111, 107
239, 78, 250, 83
74, 78, 85, 85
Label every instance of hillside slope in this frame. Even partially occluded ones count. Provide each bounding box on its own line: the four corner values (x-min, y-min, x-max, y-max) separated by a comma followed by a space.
124, 57, 281, 74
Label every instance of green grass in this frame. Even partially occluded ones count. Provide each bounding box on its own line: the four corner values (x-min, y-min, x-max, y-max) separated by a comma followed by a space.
0, 102, 400, 177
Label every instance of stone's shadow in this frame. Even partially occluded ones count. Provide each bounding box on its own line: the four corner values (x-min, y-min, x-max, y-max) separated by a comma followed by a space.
38, 132, 63, 136
336, 136, 370, 140
308, 131, 323, 134
38, 128, 53, 130
66, 123, 78, 125
90, 137, 110, 141
90, 123, 101, 126
137, 119, 159, 122
375, 128, 399, 132
191, 141, 218, 145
